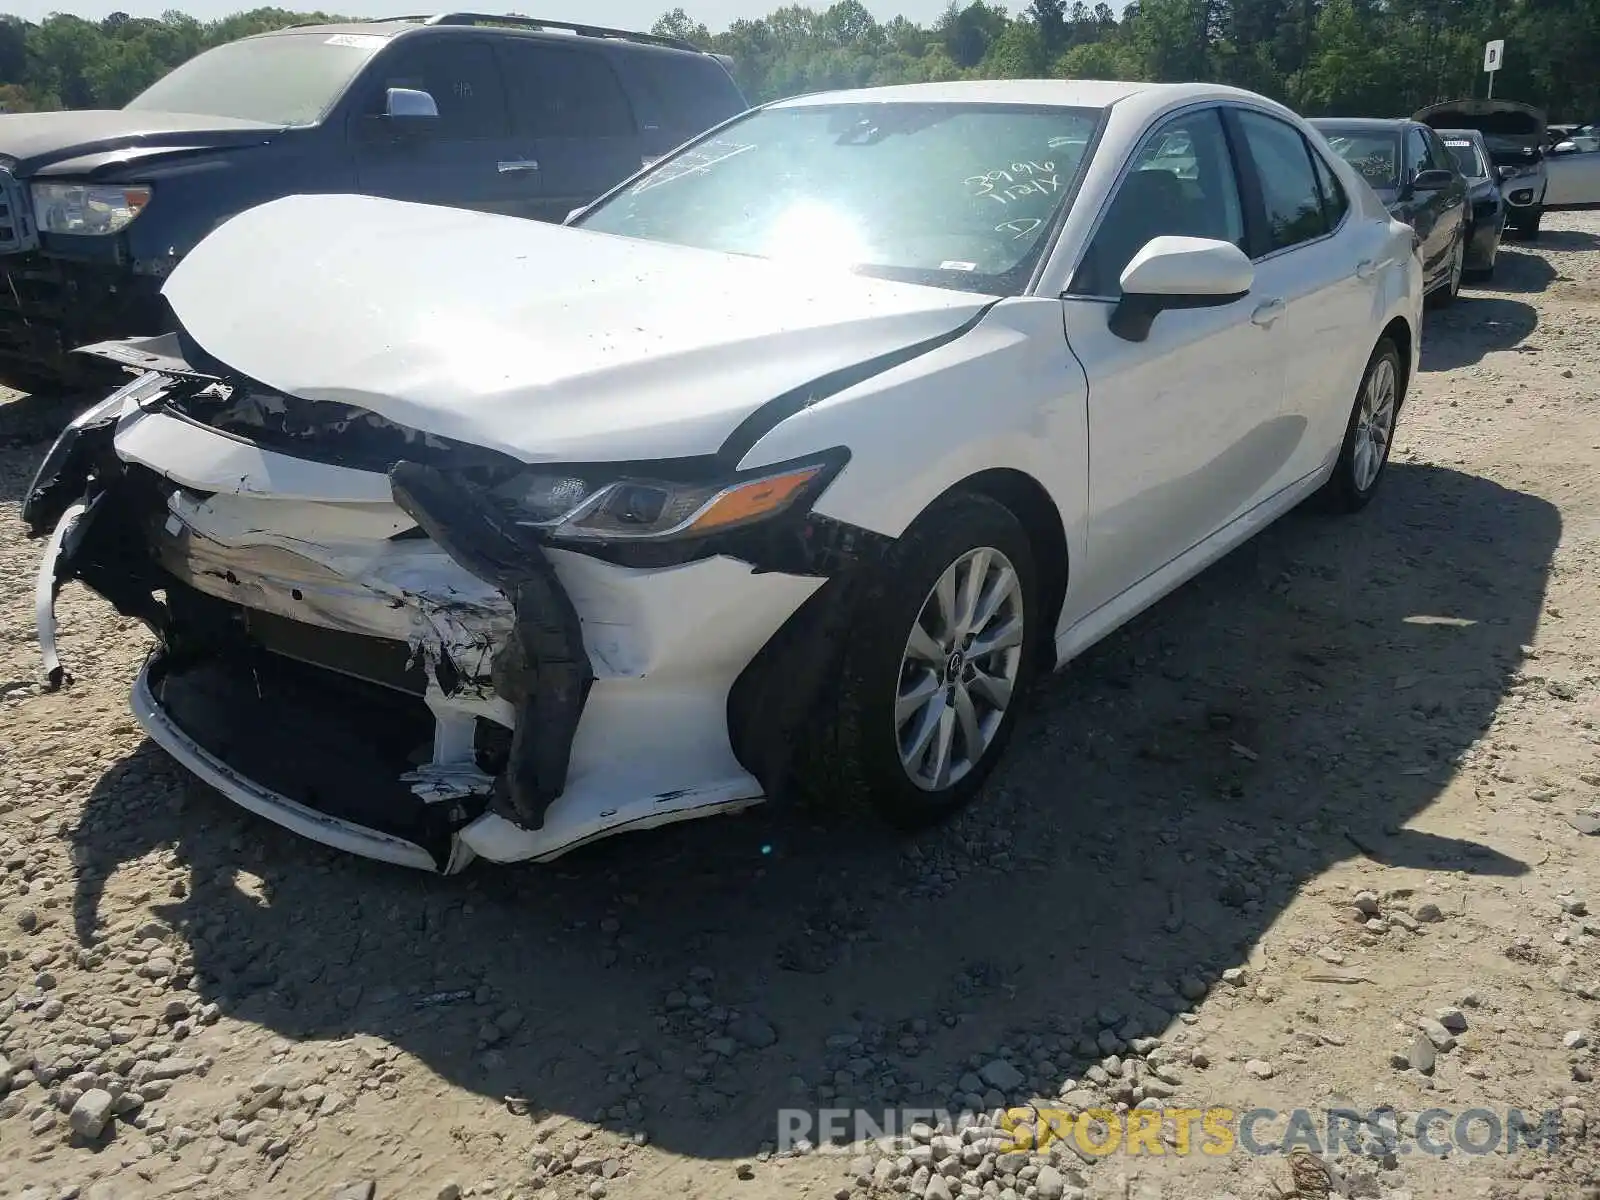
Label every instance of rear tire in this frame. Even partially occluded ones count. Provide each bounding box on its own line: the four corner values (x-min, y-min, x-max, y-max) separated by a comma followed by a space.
807, 492, 1042, 830
1320, 337, 1404, 514
1427, 237, 1463, 308
1467, 231, 1498, 282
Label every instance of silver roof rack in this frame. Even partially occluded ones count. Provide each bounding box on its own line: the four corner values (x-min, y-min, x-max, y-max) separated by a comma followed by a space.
362, 12, 704, 53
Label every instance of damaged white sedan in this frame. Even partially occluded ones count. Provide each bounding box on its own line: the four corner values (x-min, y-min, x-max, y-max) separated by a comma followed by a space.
25, 80, 1422, 873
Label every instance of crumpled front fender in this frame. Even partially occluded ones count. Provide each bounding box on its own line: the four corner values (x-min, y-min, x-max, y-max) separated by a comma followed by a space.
389, 459, 595, 835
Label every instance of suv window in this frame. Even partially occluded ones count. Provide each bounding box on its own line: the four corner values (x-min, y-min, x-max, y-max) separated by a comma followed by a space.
499, 43, 636, 139
1072, 108, 1243, 296
627, 53, 746, 141
368, 38, 507, 139
1235, 110, 1327, 253
1309, 148, 1349, 229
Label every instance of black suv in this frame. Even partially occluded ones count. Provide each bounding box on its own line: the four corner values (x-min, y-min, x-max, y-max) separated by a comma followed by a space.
0, 13, 747, 389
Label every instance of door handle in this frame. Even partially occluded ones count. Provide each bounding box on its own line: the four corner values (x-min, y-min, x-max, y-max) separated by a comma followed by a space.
497, 159, 540, 173
1355, 258, 1378, 280
1250, 298, 1286, 327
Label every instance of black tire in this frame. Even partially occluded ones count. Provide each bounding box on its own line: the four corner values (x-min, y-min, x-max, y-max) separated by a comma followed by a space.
1467, 240, 1497, 282
807, 491, 1043, 830
1463, 223, 1498, 282
1319, 337, 1405, 513
1514, 204, 1543, 239
1427, 237, 1463, 308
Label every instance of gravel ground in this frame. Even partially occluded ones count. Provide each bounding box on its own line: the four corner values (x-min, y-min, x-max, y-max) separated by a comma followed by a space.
2, 212, 1599, 1200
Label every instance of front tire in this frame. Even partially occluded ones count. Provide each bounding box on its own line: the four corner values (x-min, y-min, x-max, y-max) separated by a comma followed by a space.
1514, 204, 1543, 239
813, 492, 1042, 830
1320, 337, 1404, 513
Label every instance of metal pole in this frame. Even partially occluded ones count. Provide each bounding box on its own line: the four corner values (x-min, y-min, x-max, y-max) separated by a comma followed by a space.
1487, 70, 1495, 99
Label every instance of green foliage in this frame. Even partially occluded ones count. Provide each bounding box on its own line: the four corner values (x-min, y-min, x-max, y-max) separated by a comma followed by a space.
0, 0, 1595, 120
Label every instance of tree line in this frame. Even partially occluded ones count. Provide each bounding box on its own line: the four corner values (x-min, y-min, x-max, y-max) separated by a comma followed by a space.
0, 0, 1595, 122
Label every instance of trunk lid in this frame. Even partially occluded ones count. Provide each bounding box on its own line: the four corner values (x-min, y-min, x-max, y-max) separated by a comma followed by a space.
1413, 99, 1547, 167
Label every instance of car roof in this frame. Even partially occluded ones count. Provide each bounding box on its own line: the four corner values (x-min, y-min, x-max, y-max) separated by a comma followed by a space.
259, 22, 414, 37
769, 79, 1275, 113
1310, 117, 1416, 132
253, 16, 715, 59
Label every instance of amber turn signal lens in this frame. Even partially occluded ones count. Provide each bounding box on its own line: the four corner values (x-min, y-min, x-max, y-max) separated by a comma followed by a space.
684, 466, 824, 534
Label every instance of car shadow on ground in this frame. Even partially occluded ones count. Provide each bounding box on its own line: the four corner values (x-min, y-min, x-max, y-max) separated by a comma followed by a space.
1526, 227, 1600, 252
66, 463, 1556, 1164
1479, 245, 1559, 294
1420, 293, 1538, 372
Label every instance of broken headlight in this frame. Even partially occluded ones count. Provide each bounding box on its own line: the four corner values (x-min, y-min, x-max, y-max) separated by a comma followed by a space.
32, 182, 152, 236
494, 453, 847, 543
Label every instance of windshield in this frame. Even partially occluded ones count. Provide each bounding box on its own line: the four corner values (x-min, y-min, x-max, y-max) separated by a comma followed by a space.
1443, 139, 1488, 178
1318, 129, 1401, 188
125, 33, 386, 126
575, 102, 1104, 293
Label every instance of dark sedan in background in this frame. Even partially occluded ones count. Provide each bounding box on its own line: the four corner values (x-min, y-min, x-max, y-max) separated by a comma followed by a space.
1437, 128, 1506, 279
1310, 116, 1469, 304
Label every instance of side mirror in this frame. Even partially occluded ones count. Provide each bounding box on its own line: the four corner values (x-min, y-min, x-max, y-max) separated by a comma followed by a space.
1497, 165, 1519, 182
385, 87, 439, 124
1411, 168, 1456, 192
1108, 236, 1253, 343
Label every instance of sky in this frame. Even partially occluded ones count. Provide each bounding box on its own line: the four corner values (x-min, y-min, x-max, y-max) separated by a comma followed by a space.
3, 0, 998, 30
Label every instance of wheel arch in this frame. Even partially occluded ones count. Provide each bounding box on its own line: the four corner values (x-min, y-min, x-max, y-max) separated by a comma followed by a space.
918, 466, 1070, 673
1380, 315, 1414, 406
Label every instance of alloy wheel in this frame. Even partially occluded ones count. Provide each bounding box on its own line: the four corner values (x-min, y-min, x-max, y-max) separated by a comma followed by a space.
895, 546, 1025, 792
1352, 355, 1398, 493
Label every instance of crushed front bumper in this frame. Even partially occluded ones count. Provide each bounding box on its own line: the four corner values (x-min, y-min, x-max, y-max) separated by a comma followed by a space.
30, 397, 843, 872
0, 252, 165, 387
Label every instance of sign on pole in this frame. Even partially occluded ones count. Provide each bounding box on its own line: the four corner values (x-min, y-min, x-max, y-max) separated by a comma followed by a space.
1484, 38, 1504, 98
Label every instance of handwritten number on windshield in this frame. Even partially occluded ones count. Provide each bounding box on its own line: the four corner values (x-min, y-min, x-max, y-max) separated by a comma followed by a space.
995, 218, 1042, 240
966, 161, 1060, 205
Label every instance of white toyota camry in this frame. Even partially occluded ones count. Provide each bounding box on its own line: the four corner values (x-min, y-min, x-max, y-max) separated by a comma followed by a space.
26, 80, 1423, 874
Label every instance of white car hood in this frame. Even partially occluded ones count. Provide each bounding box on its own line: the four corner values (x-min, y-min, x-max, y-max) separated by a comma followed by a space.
161, 193, 996, 464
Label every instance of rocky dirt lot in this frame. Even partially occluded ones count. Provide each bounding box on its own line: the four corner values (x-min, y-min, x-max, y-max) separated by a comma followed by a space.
2, 212, 1599, 1200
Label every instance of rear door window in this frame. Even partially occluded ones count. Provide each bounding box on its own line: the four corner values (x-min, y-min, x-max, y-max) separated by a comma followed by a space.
499, 42, 637, 138
1309, 149, 1349, 229
625, 52, 747, 145
1234, 110, 1329, 254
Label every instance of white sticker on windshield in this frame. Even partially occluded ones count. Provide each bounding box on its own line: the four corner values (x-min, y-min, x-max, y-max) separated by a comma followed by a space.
325, 34, 387, 48
939, 261, 978, 272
